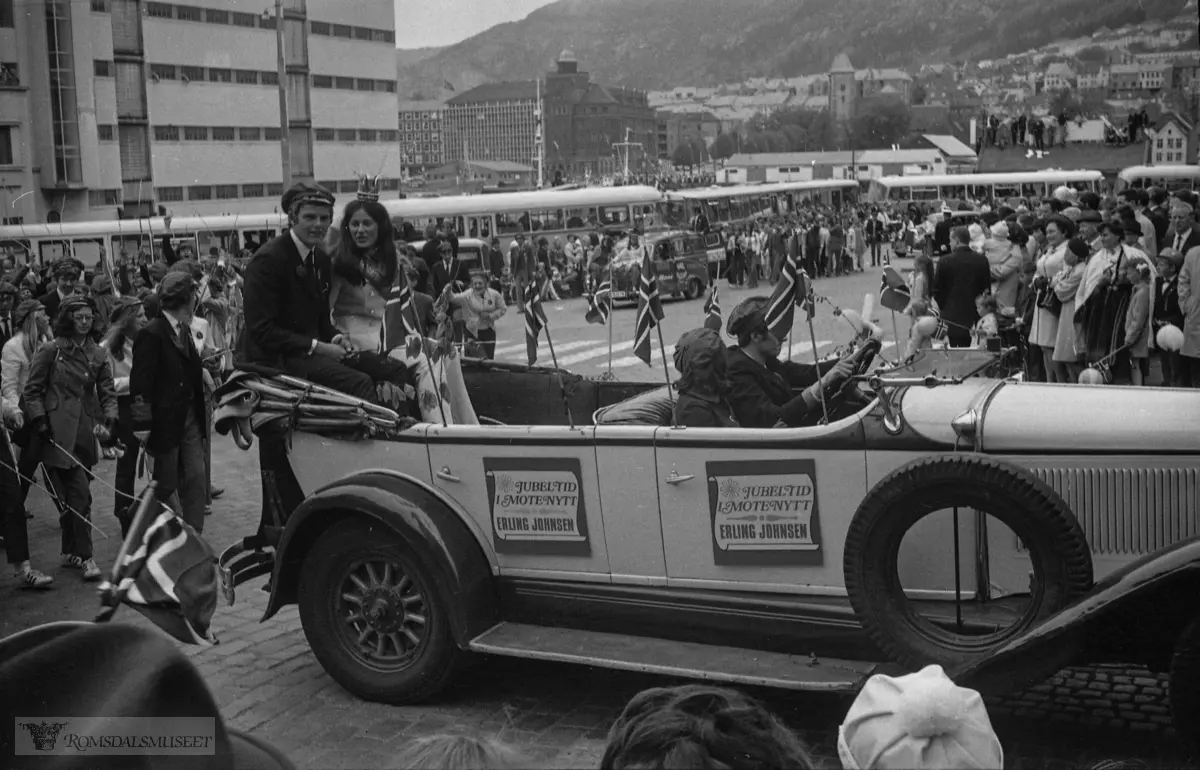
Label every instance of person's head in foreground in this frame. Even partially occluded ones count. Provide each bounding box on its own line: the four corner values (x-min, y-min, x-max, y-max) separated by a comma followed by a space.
600, 684, 817, 770
838, 664, 1003, 770
393, 734, 526, 770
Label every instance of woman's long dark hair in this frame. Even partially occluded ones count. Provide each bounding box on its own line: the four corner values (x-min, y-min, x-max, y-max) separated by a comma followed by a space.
331, 199, 397, 288
53, 297, 97, 339
103, 298, 144, 361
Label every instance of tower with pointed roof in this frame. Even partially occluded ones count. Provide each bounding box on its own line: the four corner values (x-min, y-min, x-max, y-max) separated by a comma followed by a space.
829, 52, 856, 123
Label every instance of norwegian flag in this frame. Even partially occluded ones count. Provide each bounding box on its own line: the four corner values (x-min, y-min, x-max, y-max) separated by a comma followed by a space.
763, 249, 810, 340
633, 250, 664, 365
524, 279, 547, 366
879, 265, 911, 314
703, 284, 722, 331
97, 493, 218, 646
381, 271, 419, 352
585, 275, 611, 325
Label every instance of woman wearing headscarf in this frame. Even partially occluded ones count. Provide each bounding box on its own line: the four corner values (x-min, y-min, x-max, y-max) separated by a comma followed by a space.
672, 327, 736, 428
103, 296, 148, 536
22, 295, 118, 582
0, 299, 52, 588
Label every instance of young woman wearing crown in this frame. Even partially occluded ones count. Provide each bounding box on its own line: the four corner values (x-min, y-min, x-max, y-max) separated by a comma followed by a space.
327, 175, 476, 425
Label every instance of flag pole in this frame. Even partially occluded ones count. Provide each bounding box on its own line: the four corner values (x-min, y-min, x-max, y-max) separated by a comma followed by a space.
405, 281, 447, 427
656, 323, 674, 408
890, 309, 903, 365
543, 322, 575, 429
607, 256, 614, 377
96, 481, 161, 623
804, 285, 830, 425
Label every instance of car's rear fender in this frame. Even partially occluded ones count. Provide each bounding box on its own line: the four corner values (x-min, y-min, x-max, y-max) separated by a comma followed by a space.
263, 470, 498, 648
953, 536, 1200, 693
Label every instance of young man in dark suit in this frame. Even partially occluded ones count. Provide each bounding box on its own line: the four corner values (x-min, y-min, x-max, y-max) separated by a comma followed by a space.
129, 272, 208, 534
933, 226, 992, 348
37, 258, 83, 323
236, 183, 379, 403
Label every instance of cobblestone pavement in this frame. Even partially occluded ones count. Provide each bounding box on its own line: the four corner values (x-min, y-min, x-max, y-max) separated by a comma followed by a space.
1, 442, 1194, 769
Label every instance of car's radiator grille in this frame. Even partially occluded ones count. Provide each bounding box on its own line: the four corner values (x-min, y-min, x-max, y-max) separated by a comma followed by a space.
1029, 466, 1200, 556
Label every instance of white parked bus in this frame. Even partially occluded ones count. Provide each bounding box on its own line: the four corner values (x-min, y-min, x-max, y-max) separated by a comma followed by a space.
657, 179, 860, 231
0, 212, 285, 271
866, 171, 1104, 206
379, 185, 664, 247
1117, 165, 1200, 192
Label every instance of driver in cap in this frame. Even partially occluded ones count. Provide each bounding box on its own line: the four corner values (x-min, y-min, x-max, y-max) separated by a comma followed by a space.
725, 297, 856, 428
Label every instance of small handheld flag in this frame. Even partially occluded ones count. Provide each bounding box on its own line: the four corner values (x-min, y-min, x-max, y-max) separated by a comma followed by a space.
381, 270, 418, 352
703, 284, 722, 331
524, 279, 547, 365
633, 251, 665, 365
763, 249, 810, 340
879, 266, 911, 314
585, 276, 611, 325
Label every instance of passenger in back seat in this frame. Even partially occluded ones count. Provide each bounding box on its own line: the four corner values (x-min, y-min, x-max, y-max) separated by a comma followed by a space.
672, 327, 736, 428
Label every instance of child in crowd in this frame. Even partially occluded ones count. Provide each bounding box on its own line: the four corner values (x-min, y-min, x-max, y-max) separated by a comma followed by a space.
1123, 255, 1153, 387
971, 291, 1000, 349
499, 266, 515, 305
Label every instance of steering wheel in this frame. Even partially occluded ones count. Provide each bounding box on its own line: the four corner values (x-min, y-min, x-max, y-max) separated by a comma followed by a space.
825, 338, 885, 416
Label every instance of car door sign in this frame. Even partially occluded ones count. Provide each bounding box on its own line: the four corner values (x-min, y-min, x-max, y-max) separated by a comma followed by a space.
707, 459, 823, 566
484, 457, 591, 556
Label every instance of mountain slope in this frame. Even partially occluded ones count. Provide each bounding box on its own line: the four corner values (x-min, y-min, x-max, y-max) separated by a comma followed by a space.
395, 0, 1188, 97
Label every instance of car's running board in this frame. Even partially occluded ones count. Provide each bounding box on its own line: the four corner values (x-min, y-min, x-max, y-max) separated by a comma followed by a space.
467, 622, 877, 692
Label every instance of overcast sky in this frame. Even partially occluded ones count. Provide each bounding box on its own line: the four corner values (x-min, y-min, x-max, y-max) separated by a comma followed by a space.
394, 0, 558, 49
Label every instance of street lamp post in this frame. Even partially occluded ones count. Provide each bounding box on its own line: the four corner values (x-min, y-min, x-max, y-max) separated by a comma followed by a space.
273, 0, 291, 189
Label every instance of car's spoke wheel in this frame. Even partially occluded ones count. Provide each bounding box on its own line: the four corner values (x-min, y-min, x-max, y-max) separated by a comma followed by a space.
844, 454, 1093, 689
685, 278, 703, 300
1169, 614, 1200, 757
298, 520, 462, 704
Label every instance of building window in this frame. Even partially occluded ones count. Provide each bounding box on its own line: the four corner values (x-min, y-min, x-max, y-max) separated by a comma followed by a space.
267, 182, 283, 196
0, 61, 16, 86
238, 127, 261, 140
0, 126, 12, 164
312, 75, 333, 88
98, 124, 115, 141
211, 126, 235, 141
317, 180, 337, 192
94, 60, 113, 77
310, 20, 329, 35
331, 23, 351, 37
260, 71, 278, 86
215, 183, 238, 199
357, 129, 376, 141
334, 76, 354, 90
264, 126, 280, 140
157, 186, 183, 202
336, 129, 356, 141
208, 67, 232, 83
145, 2, 172, 18
355, 78, 375, 91
175, 5, 202, 22
88, 189, 120, 206
379, 79, 396, 93
183, 125, 208, 140
150, 63, 177, 80
180, 65, 204, 81
90, 0, 108, 12
205, 8, 227, 23
154, 125, 179, 141
258, 14, 275, 29
353, 26, 371, 40
235, 69, 258, 85
187, 185, 212, 200
382, 178, 400, 190
0, 0, 12, 26
338, 180, 358, 193
232, 11, 255, 27
242, 183, 264, 197
314, 128, 334, 140
380, 129, 398, 142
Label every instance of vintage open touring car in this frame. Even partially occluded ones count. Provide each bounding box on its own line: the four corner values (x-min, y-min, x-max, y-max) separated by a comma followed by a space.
215, 342, 1200, 749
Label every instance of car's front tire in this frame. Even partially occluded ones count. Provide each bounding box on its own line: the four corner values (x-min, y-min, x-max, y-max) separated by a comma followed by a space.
685, 277, 704, 300
844, 454, 1093, 687
298, 519, 462, 704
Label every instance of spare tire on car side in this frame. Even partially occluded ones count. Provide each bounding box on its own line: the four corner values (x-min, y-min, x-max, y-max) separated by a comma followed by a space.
844, 454, 1093, 686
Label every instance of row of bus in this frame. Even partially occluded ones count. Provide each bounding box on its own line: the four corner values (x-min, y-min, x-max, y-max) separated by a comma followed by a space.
1, 166, 1195, 269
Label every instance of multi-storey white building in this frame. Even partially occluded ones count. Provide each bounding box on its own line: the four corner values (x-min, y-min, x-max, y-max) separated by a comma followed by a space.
398, 100, 445, 171
1, 0, 399, 225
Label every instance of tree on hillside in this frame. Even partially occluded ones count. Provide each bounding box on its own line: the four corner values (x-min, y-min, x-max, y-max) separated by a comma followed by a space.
711, 132, 738, 160
671, 143, 695, 168
1075, 46, 1109, 63
912, 83, 928, 105
804, 110, 839, 151
850, 99, 912, 149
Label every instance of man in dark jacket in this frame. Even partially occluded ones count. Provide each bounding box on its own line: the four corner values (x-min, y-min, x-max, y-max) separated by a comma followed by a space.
723, 297, 855, 429
130, 272, 208, 533
37, 257, 84, 322
933, 209, 953, 256
933, 226, 993, 348
1154, 248, 1185, 386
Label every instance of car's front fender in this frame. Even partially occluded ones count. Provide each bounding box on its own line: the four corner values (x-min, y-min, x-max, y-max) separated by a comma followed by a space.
263, 470, 497, 648
953, 535, 1200, 693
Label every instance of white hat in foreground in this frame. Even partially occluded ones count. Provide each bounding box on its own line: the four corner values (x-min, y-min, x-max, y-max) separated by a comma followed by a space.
838, 664, 1004, 770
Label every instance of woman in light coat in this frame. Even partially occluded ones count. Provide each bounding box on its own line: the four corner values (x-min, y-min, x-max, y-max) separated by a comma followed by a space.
1178, 245, 1200, 386
1051, 238, 1088, 383
449, 271, 507, 360
1031, 216, 1073, 382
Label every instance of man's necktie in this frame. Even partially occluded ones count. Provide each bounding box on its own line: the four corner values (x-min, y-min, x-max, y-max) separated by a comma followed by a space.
1177, 235, 1184, 253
